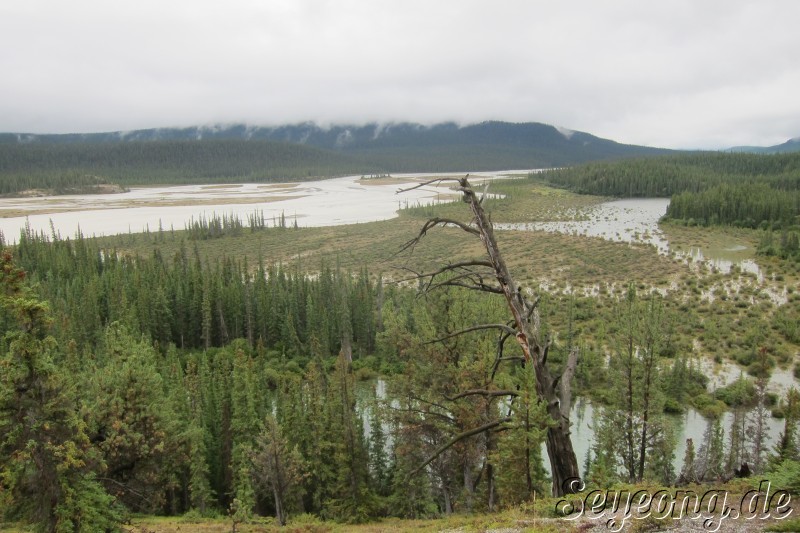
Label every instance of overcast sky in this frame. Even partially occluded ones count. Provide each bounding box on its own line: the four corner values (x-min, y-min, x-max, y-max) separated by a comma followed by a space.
1, 1, 798, 149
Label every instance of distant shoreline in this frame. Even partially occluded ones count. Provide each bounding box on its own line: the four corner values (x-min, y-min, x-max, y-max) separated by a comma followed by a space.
1, 183, 128, 199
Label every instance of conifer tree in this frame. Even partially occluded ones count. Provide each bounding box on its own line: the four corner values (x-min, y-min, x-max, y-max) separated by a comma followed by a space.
88, 323, 179, 513
0, 250, 122, 531
229, 343, 260, 517
678, 438, 697, 484
491, 367, 549, 504
323, 352, 375, 521
773, 388, 800, 464
747, 373, 770, 473
249, 415, 307, 525
387, 399, 438, 519
184, 357, 215, 513
696, 417, 725, 481
367, 398, 391, 498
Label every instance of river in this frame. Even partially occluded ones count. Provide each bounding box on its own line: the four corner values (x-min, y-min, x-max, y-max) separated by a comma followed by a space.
0, 171, 526, 243
0, 175, 765, 278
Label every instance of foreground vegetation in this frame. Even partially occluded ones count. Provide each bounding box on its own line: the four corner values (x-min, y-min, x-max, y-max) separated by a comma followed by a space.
2, 153, 800, 531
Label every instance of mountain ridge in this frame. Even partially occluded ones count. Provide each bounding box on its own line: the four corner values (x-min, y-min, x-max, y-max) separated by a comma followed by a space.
1, 120, 663, 151
727, 137, 800, 154
0, 121, 676, 175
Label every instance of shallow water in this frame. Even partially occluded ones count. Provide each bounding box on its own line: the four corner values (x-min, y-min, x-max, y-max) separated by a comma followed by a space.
0, 171, 529, 243
565, 397, 785, 477
0, 178, 764, 278
0, 176, 427, 241
495, 197, 768, 278
495, 198, 672, 253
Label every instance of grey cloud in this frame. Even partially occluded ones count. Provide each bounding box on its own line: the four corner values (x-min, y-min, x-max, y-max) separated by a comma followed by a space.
1, 0, 798, 149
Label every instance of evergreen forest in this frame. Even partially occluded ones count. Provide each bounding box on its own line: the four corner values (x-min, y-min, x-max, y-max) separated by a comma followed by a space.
2, 151, 800, 531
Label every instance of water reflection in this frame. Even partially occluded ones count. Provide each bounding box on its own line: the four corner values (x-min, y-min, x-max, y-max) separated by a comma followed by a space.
684, 247, 763, 279
565, 398, 785, 478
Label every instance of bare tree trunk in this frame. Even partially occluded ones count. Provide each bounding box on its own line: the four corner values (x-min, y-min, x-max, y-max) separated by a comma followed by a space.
459, 177, 580, 497
273, 488, 286, 526
463, 460, 474, 512
399, 175, 581, 497
442, 487, 453, 515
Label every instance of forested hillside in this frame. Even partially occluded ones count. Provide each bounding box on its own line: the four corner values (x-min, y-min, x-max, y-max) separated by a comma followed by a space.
0, 139, 377, 194
0, 121, 674, 195
3, 135, 800, 531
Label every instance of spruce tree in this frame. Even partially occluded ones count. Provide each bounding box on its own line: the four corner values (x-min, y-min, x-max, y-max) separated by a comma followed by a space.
0, 250, 122, 531
87, 323, 179, 513
249, 415, 307, 525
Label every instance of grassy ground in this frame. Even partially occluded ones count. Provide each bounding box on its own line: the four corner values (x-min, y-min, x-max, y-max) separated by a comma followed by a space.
1, 479, 781, 532
123, 508, 564, 533
98, 180, 676, 290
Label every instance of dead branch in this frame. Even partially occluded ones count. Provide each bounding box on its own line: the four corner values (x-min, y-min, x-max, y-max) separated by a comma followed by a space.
444, 389, 519, 401
385, 404, 456, 424
426, 323, 518, 344
490, 329, 515, 380
540, 337, 552, 366
394, 260, 494, 284
408, 417, 513, 478
399, 217, 480, 254
430, 279, 504, 294
397, 177, 464, 193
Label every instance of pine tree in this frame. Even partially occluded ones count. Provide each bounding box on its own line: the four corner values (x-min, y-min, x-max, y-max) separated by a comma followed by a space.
387, 397, 438, 519
773, 388, 800, 464
249, 415, 307, 525
184, 357, 215, 514
603, 287, 674, 483
0, 250, 123, 531
88, 323, 179, 513
367, 397, 391, 498
229, 343, 260, 518
747, 374, 770, 473
491, 367, 549, 504
678, 438, 698, 484
587, 406, 623, 487
696, 417, 725, 481
323, 352, 375, 521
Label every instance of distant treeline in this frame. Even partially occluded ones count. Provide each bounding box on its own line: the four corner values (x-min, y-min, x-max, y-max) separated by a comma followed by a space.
540, 153, 800, 260
666, 183, 800, 229
0, 139, 378, 193
0, 171, 118, 196
539, 152, 800, 198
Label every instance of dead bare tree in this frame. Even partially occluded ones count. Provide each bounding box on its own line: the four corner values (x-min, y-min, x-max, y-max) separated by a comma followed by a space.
398, 174, 580, 497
